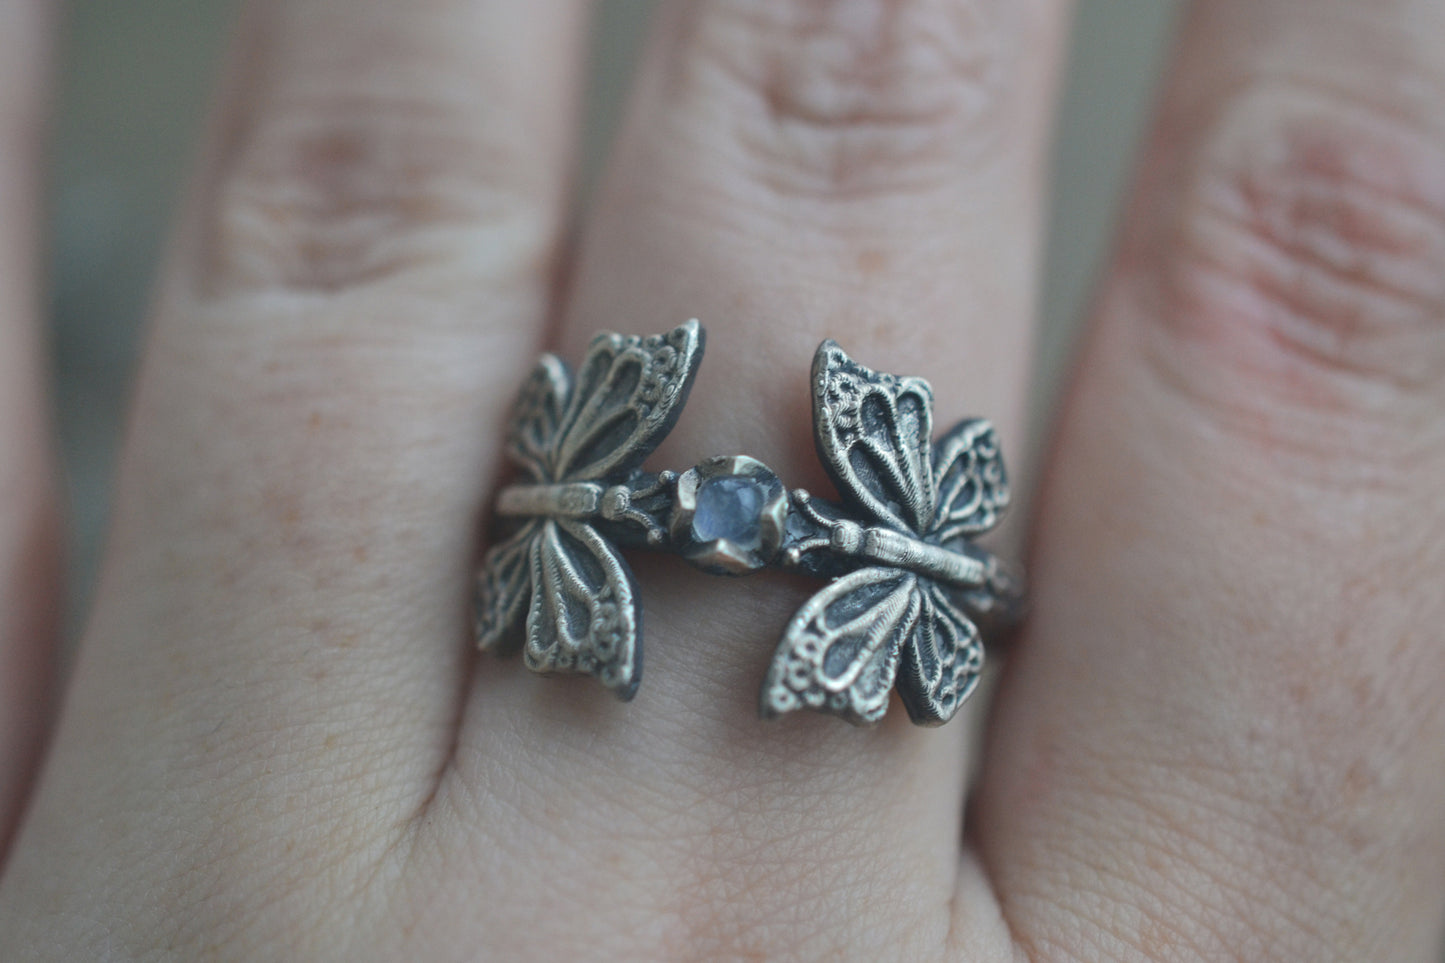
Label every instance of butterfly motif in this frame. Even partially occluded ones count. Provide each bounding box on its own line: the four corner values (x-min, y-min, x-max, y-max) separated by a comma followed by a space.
475, 321, 704, 699
760, 341, 1011, 726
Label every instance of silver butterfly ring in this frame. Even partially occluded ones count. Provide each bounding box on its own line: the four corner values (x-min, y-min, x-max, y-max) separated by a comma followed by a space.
475, 320, 1025, 727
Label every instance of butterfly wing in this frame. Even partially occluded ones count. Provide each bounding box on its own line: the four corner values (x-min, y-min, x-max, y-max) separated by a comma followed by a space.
896, 583, 984, 726
474, 521, 539, 653
811, 340, 935, 533
930, 418, 1009, 543
524, 518, 642, 699
551, 320, 704, 483
761, 567, 922, 725
507, 354, 573, 482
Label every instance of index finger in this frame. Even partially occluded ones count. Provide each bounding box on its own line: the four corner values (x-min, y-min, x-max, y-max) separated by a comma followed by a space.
0, 0, 591, 945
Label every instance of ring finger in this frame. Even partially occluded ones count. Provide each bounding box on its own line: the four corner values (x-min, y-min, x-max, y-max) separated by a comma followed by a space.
436, 0, 1070, 956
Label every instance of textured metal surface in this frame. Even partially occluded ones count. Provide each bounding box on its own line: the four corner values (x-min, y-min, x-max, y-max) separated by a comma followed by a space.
476, 321, 705, 699
758, 342, 1011, 726
482, 323, 1022, 724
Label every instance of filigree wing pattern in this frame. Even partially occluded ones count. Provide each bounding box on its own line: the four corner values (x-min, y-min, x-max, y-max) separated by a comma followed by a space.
761, 567, 921, 725
475, 521, 539, 653
930, 418, 1009, 542
811, 341, 936, 534
896, 584, 983, 726
506, 355, 572, 483
552, 320, 704, 483
524, 519, 642, 700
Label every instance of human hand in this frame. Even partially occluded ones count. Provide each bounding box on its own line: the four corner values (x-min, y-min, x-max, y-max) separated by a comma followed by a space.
1, 1, 1443, 959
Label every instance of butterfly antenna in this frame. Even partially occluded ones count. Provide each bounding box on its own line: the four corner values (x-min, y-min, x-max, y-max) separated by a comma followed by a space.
600, 472, 678, 547
780, 489, 837, 566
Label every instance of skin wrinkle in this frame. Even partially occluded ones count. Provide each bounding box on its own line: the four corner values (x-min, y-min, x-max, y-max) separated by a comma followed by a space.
1153, 86, 1445, 396
659, 0, 1026, 201
197, 1, 576, 299
1000, 752, 1352, 961
1124, 269, 1445, 478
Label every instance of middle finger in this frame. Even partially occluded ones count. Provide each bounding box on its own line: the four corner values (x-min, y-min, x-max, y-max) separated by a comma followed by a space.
444, 0, 1069, 956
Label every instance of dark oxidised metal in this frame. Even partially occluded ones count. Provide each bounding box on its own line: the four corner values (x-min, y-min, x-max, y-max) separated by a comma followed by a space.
478, 321, 1023, 725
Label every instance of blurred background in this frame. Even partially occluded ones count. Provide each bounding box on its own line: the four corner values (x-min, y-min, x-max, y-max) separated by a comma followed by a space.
50, 0, 1182, 627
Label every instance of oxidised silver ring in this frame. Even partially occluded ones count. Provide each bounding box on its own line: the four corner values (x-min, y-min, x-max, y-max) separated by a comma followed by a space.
475, 320, 1023, 727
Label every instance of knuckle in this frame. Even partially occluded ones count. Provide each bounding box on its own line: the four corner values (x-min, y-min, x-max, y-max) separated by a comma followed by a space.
205, 92, 550, 296
680, 0, 1026, 198
1148, 83, 1445, 403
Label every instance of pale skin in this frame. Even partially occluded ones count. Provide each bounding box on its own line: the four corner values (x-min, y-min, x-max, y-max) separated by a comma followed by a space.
1, 0, 1443, 958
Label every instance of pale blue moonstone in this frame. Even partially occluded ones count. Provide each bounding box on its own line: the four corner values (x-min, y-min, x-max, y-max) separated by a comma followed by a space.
692, 475, 765, 546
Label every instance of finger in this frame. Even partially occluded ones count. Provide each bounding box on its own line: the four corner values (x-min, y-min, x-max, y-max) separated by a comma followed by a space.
978, 1, 1445, 957
2, 0, 586, 940
0, 0, 60, 856
443, 0, 1068, 955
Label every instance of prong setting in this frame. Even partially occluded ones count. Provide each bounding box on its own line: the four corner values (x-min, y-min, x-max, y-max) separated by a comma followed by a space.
670, 455, 787, 576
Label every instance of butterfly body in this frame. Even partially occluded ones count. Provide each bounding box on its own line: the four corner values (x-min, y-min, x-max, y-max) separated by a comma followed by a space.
820, 517, 990, 588
495, 481, 606, 519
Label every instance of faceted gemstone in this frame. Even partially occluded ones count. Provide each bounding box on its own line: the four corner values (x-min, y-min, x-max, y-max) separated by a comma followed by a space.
691, 474, 765, 547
